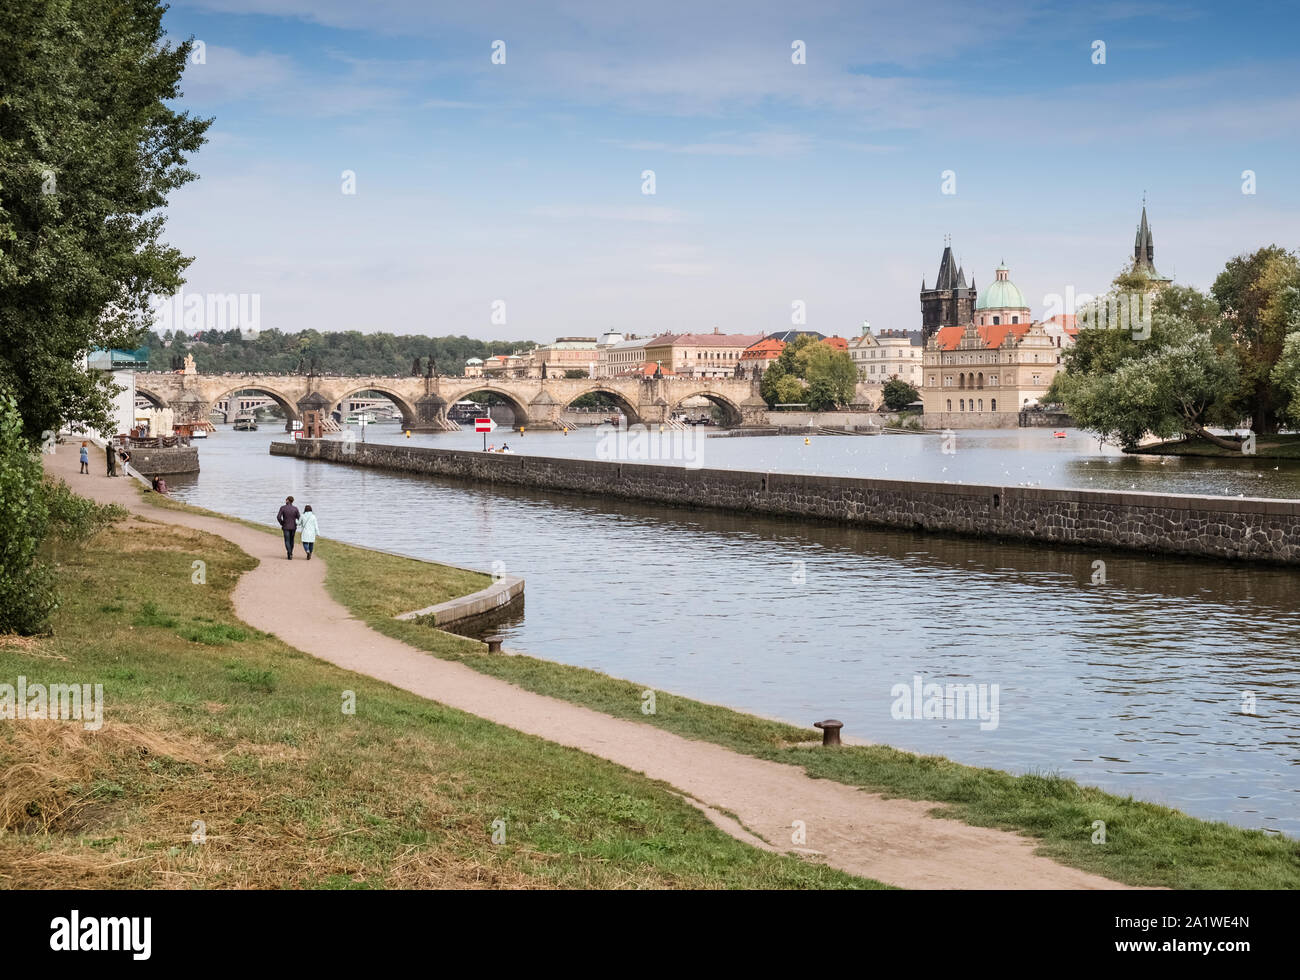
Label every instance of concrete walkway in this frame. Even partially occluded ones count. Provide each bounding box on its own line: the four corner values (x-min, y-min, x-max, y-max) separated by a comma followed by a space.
46, 445, 1131, 889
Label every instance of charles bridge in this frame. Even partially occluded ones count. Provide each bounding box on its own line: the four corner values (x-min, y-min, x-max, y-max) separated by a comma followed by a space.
134, 371, 772, 430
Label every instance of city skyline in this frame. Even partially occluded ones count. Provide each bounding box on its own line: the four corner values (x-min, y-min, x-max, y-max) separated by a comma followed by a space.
161, 0, 1299, 340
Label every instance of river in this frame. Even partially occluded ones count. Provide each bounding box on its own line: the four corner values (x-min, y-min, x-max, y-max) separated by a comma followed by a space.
166, 423, 1300, 836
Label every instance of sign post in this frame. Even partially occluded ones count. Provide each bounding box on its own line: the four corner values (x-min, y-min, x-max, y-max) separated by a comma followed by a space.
475, 416, 496, 451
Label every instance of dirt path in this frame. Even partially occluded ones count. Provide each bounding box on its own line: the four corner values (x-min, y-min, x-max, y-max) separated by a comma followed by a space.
46, 446, 1132, 889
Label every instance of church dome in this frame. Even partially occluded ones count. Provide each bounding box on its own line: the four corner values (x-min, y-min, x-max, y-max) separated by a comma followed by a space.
975, 262, 1027, 311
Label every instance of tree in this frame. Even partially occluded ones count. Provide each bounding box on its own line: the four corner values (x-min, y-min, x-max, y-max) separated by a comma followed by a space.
881, 376, 920, 411
0, 1, 210, 441
0, 394, 55, 633
1270, 330, 1300, 427
1052, 300, 1240, 450
760, 336, 855, 409
798, 343, 857, 409
1212, 246, 1300, 434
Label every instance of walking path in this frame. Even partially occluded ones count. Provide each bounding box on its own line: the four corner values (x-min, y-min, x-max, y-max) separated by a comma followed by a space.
46, 446, 1131, 889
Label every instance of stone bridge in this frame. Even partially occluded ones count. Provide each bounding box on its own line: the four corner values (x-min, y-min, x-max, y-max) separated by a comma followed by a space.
133, 372, 771, 431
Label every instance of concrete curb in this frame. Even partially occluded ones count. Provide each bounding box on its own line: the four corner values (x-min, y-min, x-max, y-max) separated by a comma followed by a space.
396, 574, 525, 628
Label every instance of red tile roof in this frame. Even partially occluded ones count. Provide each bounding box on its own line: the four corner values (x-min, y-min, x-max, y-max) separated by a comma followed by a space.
741, 338, 786, 360
615, 361, 677, 377
932, 322, 1032, 351
821, 336, 848, 351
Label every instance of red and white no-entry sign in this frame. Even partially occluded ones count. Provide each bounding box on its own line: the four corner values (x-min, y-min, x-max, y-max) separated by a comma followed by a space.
475, 417, 496, 433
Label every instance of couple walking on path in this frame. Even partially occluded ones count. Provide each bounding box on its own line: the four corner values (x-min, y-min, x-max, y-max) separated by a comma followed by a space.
276, 495, 319, 560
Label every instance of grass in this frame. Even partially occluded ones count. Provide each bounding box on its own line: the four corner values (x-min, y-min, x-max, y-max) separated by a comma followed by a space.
322, 537, 1300, 890
1130, 433, 1300, 459
0, 513, 884, 889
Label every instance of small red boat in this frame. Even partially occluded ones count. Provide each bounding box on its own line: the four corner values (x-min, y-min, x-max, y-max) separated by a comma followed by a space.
1052, 431, 1067, 438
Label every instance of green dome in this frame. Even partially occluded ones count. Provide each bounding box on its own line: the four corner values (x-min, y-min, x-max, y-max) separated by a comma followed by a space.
976, 263, 1027, 310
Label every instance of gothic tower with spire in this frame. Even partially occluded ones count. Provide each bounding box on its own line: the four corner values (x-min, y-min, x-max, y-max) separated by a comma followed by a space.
1132, 204, 1171, 283
920, 238, 977, 340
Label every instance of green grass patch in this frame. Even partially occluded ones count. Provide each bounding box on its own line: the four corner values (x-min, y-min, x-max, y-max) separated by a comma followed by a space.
0, 507, 881, 889
322, 537, 1300, 889
1129, 433, 1300, 458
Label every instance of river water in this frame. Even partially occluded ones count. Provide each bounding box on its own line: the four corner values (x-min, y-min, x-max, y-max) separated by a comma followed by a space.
167, 424, 1300, 836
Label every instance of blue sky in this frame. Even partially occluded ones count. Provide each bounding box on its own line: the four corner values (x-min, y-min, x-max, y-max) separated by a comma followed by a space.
161, 0, 1300, 342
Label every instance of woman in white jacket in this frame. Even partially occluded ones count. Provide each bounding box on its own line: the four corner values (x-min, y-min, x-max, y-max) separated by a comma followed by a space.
299, 505, 319, 560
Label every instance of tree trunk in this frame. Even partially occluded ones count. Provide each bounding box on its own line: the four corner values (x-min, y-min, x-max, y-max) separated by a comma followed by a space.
1191, 423, 1245, 451
1253, 393, 1278, 435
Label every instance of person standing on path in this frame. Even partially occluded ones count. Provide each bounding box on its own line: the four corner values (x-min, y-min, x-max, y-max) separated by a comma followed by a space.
276, 495, 300, 559
119, 448, 132, 480
105, 444, 117, 477
298, 505, 318, 560
79, 443, 89, 474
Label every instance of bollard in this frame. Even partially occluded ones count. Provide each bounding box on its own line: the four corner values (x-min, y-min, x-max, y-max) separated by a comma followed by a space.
484, 634, 504, 653
813, 719, 843, 746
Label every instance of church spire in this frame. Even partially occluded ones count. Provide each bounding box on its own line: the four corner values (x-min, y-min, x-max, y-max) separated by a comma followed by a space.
1134, 202, 1155, 271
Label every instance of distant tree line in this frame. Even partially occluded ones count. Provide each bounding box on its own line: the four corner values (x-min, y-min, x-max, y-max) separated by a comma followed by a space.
142, 328, 537, 377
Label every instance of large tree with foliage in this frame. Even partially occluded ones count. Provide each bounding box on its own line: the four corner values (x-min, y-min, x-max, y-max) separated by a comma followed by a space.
0, 0, 210, 440
1048, 283, 1241, 449
1212, 246, 1300, 434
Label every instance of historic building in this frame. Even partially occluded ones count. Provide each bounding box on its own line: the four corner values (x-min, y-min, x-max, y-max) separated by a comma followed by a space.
597, 335, 655, 377
973, 263, 1032, 327
525, 337, 599, 378
847, 325, 924, 388
920, 240, 977, 341
643, 329, 764, 379
921, 320, 1070, 427
740, 337, 787, 376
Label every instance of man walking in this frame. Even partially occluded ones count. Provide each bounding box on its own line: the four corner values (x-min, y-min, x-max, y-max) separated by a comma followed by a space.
276, 495, 301, 560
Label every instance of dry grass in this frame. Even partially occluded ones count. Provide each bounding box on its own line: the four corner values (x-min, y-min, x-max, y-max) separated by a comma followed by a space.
0, 511, 880, 890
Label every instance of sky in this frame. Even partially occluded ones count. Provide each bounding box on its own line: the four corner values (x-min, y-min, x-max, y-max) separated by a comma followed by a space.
158, 0, 1300, 344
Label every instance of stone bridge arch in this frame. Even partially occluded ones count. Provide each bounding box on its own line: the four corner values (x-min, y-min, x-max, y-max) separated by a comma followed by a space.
555, 384, 644, 426
668, 388, 746, 427
210, 384, 301, 424
323, 384, 420, 426
134, 384, 170, 411
442, 384, 532, 429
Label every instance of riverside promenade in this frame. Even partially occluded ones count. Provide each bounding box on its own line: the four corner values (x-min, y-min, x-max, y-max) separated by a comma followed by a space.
45, 445, 1130, 889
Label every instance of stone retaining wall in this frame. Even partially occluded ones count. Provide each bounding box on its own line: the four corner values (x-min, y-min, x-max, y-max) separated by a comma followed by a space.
121, 445, 199, 475
271, 440, 1300, 564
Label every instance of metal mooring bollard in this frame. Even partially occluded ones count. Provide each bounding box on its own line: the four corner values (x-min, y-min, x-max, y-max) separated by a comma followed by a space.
484, 634, 504, 653
813, 719, 843, 746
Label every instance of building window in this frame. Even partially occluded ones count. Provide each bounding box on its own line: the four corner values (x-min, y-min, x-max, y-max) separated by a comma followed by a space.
978, 399, 983, 411
947, 399, 952, 411
959, 399, 965, 411
993, 316, 1000, 325
1012, 316, 1019, 324
991, 398, 997, 411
